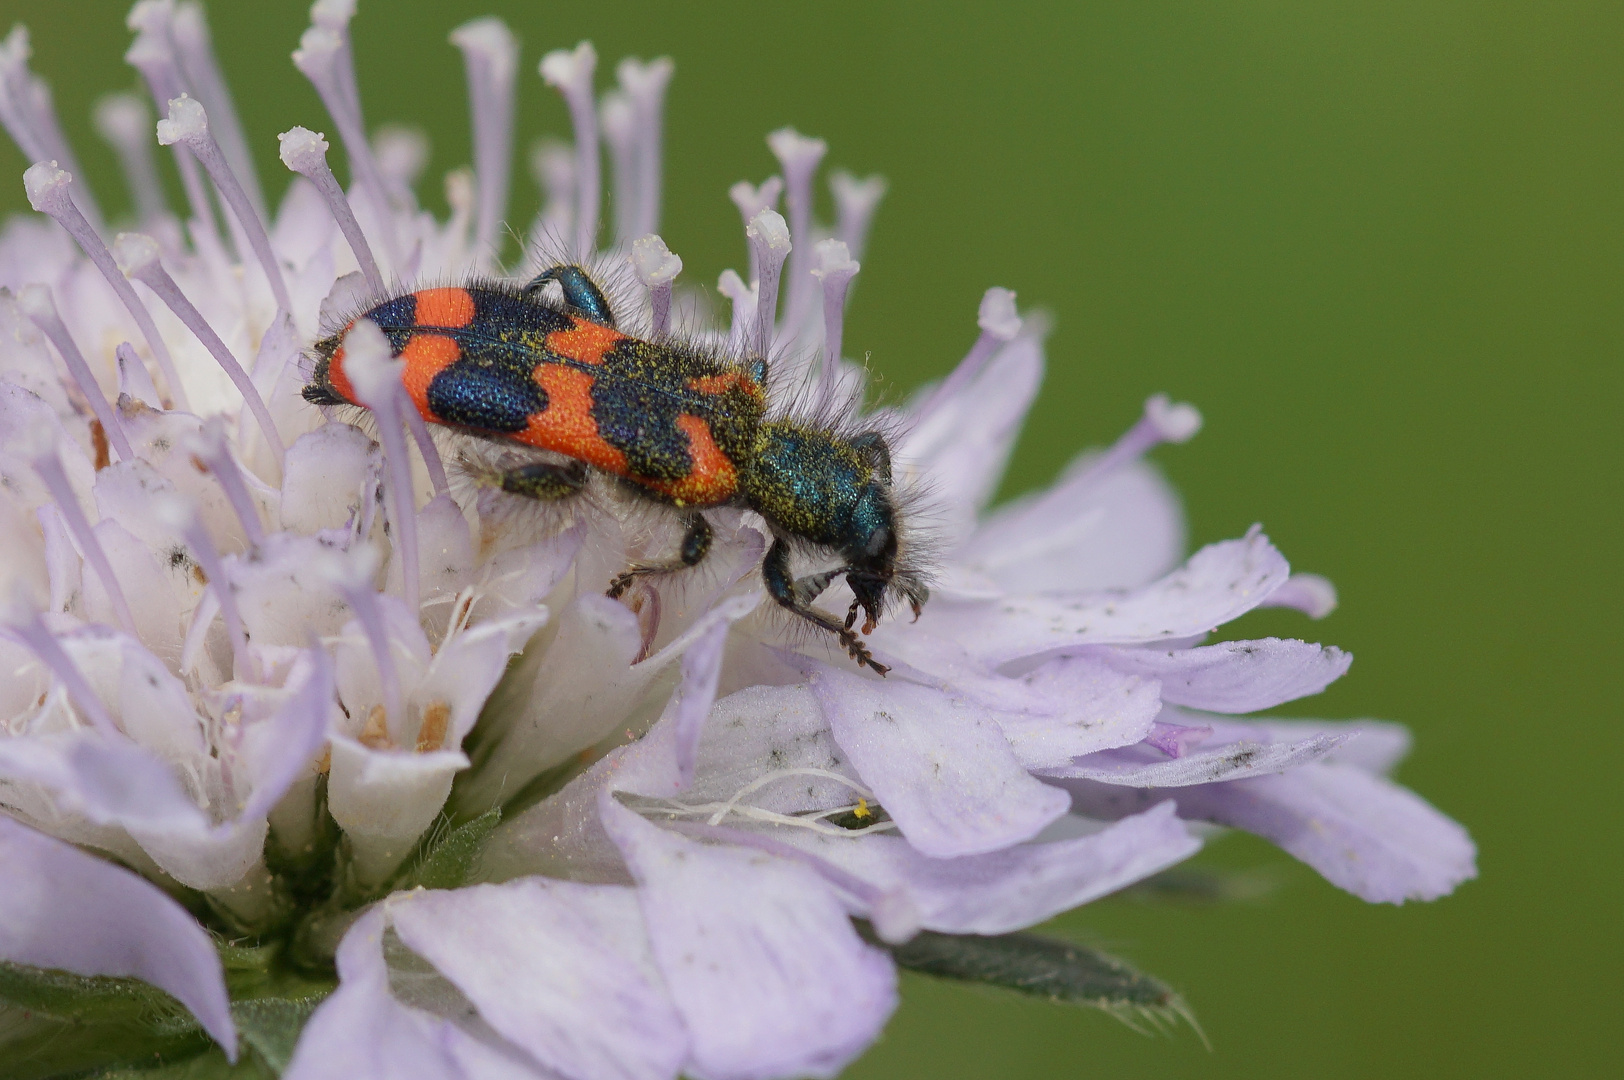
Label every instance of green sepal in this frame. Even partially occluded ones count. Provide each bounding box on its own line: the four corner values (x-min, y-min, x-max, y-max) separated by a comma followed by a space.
388, 808, 502, 893
0, 961, 211, 1079
870, 927, 1201, 1037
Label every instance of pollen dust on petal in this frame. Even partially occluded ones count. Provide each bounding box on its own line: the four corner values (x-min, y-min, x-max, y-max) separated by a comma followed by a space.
360, 704, 392, 749
415, 700, 450, 752
315, 746, 332, 774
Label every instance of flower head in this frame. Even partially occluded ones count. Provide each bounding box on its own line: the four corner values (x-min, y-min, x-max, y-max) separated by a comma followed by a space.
0, 3, 1473, 1077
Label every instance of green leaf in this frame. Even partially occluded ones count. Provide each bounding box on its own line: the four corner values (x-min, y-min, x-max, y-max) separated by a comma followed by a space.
230, 997, 322, 1074
390, 808, 501, 893
0, 962, 211, 1079
874, 928, 1201, 1037
90, 1045, 273, 1078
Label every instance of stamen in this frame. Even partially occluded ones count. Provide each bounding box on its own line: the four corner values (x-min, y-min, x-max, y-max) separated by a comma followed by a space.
155, 493, 254, 681
292, 21, 399, 266
156, 95, 292, 314
704, 766, 873, 827
528, 137, 575, 245
343, 320, 421, 616
17, 285, 134, 463
278, 126, 385, 297
0, 26, 103, 232
829, 171, 887, 262
23, 162, 189, 411
92, 93, 168, 225
746, 210, 791, 360
449, 17, 518, 268
1, 595, 119, 738
916, 286, 1022, 418
112, 232, 285, 466
323, 549, 405, 748
124, 26, 220, 244
630, 234, 682, 337
601, 91, 638, 246
115, 341, 162, 408
717, 270, 757, 353
187, 417, 265, 547
28, 431, 137, 638
372, 124, 428, 207
540, 42, 600, 260
403, 409, 449, 499
661, 819, 919, 943
729, 177, 782, 282
1070, 393, 1202, 487
809, 239, 859, 395
616, 57, 673, 240
766, 127, 827, 333
170, 1, 265, 220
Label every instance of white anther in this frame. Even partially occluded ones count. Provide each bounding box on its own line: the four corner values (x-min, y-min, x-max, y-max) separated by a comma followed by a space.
829, 171, 887, 262
977, 287, 1023, 341
631, 233, 682, 286
277, 124, 327, 171
1144, 393, 1203, 444
632, 234, 681, 337
154, 93, 205, 145
111, 231, 163, 276
22, 158, 70, 213
311, 0, 357, 31
812, 237, 858, 280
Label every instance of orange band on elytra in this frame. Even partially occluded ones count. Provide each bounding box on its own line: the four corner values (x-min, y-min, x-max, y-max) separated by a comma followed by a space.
413, 287, 476, 328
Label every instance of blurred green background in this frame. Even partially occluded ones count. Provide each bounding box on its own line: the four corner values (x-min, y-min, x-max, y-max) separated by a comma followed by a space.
0, 1, 1616, 1076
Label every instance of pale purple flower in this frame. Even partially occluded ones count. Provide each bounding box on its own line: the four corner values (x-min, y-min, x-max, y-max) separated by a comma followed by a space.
0, 3, 1473, 1077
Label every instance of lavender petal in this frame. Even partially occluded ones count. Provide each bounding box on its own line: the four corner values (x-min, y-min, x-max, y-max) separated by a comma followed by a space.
0, 814, 235, 1055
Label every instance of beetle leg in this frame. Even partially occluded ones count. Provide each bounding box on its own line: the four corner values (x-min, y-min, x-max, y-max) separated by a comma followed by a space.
607, 513, 714, 598
496, 460, 588, 501
523, 264, 617, 327
760, 538, 888, 675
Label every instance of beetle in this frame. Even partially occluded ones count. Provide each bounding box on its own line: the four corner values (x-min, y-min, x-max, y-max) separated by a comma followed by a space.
306, 263, 929, 672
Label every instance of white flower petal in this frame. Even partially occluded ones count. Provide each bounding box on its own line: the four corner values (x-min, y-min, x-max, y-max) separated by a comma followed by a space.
1090, 637, 1351, 713
1044, 726, 1350, 786
389, 880, 688, 1080
777, 801, 1199, 934
286, 908, 547, 1080
327, 736, 468, 885
958, 456, 1187, 592
0, 815, 236, 1055
926, 528, 1292, 664
279, 421, 380, 534
811, 666, 1071, 858
897, 334, 1042, 546
601, 799, 896, 1080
